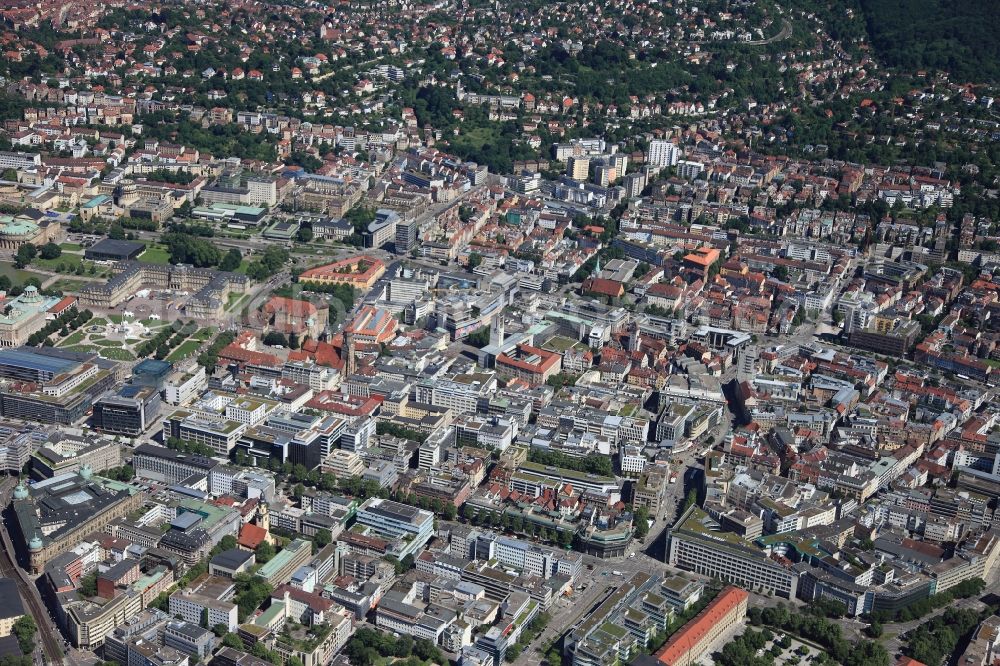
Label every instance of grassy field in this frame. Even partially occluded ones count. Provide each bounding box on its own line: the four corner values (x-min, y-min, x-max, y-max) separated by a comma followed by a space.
452, 126, 501, 150
0, 262, 46, 285
139, 245, 171, 265
58, 329, 87, 347
32, 253, 90, 272
543, 335, 588, 352
59, 242, 83, 252
98, 347, 136, 361
192, 327, 216, 342
166, 339, 202, 362
48, 278, 91, 293
63, 344, 98, 354
226, 292, 252, 312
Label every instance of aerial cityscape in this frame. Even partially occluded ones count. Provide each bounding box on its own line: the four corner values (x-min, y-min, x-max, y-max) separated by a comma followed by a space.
0, 0, 998, 666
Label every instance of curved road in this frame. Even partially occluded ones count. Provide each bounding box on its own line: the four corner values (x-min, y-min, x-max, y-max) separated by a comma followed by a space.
0, 478, 64, 664
746, 19, 792, 46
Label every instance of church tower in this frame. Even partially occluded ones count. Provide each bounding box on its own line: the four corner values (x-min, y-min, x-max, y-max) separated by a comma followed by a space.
257, 501, 270, 533
490, 316, 505, 348
344, 330, 357, 377
628, 320, 641, 353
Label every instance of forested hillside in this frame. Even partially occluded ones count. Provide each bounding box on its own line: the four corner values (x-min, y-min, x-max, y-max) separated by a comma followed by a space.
860, 0, 1000, 82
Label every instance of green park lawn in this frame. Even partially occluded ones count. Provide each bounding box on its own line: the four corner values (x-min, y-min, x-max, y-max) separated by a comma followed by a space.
0, 262, 46, 286
98, 347, 136, 361
166, 339, 202, 362
139, 245, 171, 265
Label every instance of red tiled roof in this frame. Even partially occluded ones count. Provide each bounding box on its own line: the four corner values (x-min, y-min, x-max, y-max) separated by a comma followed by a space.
897, 657, 928, 666
497, 344, 561, 375
655, 587, 748, 665
48, 295, 78, 314
272, 584, 333, 612
238, 523, 267, 550
583, 278, 624, 298
263, 296, 318, 318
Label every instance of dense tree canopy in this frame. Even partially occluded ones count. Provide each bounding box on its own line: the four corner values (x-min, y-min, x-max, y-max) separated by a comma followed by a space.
859, 0, 1000, 82
163, 232, 222, 268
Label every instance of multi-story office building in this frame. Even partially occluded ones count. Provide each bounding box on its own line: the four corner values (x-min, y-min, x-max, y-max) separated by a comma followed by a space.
0, 423, 37, 474
659, 575, 705, 612
168, 590, 239, 632
566, 156, 590, 181
414, 372, 497, 416
564, 571, 662, 666
163, 621, 216, 660
0, 150, 42, 170
93, 385, 161, 436
619, 445, 646, 477
282, 360, 338, 392
460, 561, 553, 610
355, 498, 434, 559
159, 528, 213, 567
95, 559, 141, 601
454, 414, 517, 452
133, 444, 219, 484
274, 605, 353, 666
64, 588, 144, 650
162, 410, 247, 456
247, 178, 278, 207
474, 532, 582, 580
164, 365, 207, 406
103, 609, 171, 665
475, 624, 510, 666
375, 594, 455, 643
322, 449, 365, 478
340, 416, 375, 452
496, 344, 561, 386
364, 210, 399, 249
31, 433, 122, 480
647, 140, 680, 168
0, 348, 118, 425
256, 539, 313, 587
666, 505, 798, 599
387, 275, 429, 304
0, 578, 24, 637
363, 460, 398, 489
232, 470, 277, 502
395, 218, 418, 254
510, 461, 620, 499
225, 398, 272, 426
